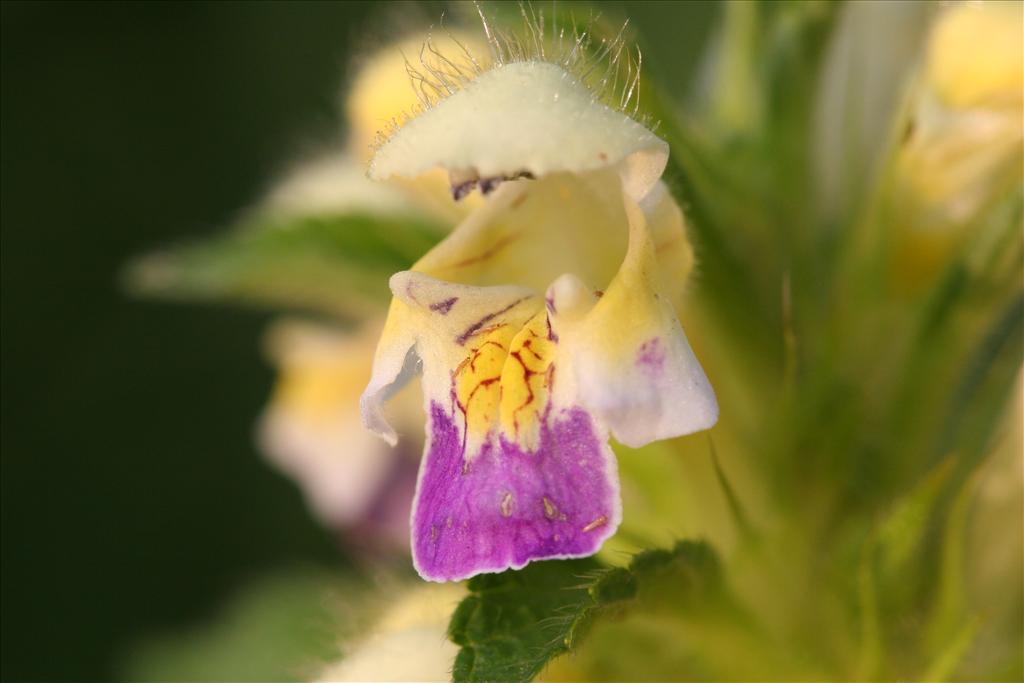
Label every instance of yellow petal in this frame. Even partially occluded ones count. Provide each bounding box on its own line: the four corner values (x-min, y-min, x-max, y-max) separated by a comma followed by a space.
410, 169, 693, 299
927, 2, 1024, 110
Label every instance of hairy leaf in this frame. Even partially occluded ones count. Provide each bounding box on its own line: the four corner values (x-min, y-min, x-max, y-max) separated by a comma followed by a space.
448, 541, 723, 683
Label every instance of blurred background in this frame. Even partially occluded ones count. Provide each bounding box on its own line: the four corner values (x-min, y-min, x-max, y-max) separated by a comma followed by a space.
1, 3, 717, 681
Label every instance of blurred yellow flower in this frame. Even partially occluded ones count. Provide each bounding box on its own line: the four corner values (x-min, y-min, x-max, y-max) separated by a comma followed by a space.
259, 320, 421, 547
926, 1, 1023, 110
254, 31, 500, 545
347, 33, 490, 223
893, 0, 1023, 278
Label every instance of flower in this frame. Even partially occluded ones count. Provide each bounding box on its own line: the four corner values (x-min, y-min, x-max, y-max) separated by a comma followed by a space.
360, 17, 718, 582
894, 1, 1023, 237
259, 319, 420, 549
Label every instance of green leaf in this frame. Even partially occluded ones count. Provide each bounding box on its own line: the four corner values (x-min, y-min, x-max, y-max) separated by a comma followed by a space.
448, 556, 604, 683
448, 541, 724, 683
124, 212, 445, 318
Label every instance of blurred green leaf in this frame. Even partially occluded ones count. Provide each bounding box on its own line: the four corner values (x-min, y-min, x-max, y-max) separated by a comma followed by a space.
920, 616, 981, 683
449, 541, 723, 683
857, 458, 954, 679
120, 570, 360, 683
124, 212, 445, 318
646, 1, 844, 387
925, 469, 981, 667
875, 458, 953, 581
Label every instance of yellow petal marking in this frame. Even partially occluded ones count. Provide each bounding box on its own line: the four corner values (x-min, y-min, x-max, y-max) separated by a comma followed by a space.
454, 323, 518, 443
498, 311, 557, 451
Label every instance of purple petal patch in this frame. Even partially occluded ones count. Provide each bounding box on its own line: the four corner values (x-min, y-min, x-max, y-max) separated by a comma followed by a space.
412, 401, 620, 581
635, 337, 665, 372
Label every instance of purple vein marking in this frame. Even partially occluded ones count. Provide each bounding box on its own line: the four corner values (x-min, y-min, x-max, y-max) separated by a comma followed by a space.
430, 297, 459, 315
545, 313, 559, 343
455, 297, 530, 346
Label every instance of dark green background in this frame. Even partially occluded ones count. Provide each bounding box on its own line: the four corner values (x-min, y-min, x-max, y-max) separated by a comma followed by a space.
0, 2, 714, 680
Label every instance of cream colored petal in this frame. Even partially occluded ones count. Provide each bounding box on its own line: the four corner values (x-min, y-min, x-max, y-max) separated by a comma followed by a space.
639, 180, 696, 304
549, 193, 718, 448
370, 61, 668, 202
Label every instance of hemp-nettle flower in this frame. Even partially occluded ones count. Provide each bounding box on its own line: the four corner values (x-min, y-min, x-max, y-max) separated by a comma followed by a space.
361, 11, 718, 582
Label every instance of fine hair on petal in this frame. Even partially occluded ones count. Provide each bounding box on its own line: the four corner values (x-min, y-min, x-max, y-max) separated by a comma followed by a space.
373, 1, 648, 150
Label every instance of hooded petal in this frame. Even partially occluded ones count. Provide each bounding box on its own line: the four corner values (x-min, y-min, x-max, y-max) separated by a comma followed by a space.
370, 61, 669, 202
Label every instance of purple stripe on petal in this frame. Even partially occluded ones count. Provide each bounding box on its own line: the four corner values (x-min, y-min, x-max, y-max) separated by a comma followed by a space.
429, 297, 459, 315
412, 402, 619, 582
455, 297, 530, 345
